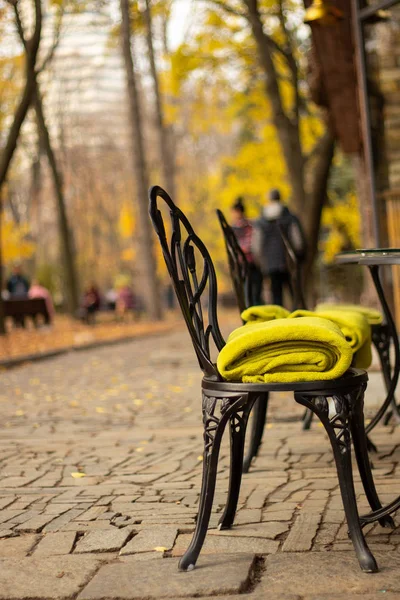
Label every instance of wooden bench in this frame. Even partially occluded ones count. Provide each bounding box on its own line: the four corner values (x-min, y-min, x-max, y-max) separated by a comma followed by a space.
4, 298, 50, 327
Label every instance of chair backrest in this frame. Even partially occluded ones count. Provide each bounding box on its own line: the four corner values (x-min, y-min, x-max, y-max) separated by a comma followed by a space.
149, 186, 225, 379
278, 224, 307, 310
216, 209, 253, 314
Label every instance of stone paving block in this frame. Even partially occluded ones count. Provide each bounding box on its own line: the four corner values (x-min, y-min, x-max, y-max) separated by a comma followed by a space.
61, 521, 117, 532
258, 552, 400, 596
78, 554, 256, 599
44, 504, 76, 515
74, 527, 133, 553
0, 529, 14, 538
0, 509, 35, 525
75, 506, 107, 521
120, 526, 178, 554
140, 517, 195, 525
194, 597, 300, 600
0, 497, 17, 509
235, 509, 262, 525
306, 597, 400, 600
0, 534, 39, 557
172, 533, 279, 556
208, 522, 289, 539
282, 512, 321, 552
0, 555, 101, 600
15, 513, 58, 533
43, 508, 86, 532
34, 532, 77, 556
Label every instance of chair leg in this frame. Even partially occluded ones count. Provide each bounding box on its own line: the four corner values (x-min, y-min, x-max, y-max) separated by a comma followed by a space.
302, 407, 314, 430
243, 394, 268, 473
372, 325, 400, 427
219, 396, 255, 530
295, 388, 378, 573
349, 385, 395, 529
179, 392, 249, 571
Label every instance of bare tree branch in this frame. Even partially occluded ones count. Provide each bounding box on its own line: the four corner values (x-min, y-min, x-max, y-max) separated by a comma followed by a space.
274, 0, 300, 123
0, 0, 42, 335
205, 0, 246, 17
38, 8, 64, 72
0, 0, 42, 186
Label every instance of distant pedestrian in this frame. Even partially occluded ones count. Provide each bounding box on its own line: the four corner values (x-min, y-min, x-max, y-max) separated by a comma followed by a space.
116, 285, 135, 319
28, 280, 55, 323
81, 284, 101, 324
253, 189, 306, 307
105, 288, 118, 311
7, 265, 29, 297
231, 197, 264, 305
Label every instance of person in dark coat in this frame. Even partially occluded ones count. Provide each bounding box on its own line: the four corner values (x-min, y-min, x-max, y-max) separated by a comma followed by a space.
252, 189, 306, 307
231, 197, 264, 305
7, 265, 30, 297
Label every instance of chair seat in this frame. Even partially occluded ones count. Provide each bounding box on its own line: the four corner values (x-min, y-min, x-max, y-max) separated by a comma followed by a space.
203, 367, 368, 394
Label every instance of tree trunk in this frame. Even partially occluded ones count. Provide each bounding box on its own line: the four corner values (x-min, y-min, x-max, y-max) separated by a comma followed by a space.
144, 0, 176, 199
244, 0, 306, 212
305, 128, 335, 277
0, 0, 42, 335
34, 85, 79, 314
0, 197, 4, 335
120, 0, 162, 320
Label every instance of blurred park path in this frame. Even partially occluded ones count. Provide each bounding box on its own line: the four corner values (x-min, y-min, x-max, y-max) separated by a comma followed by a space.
0, 313, 180, 364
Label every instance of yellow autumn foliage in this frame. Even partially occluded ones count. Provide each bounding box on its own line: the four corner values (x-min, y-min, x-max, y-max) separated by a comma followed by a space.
2, 217, 35, 265
321, 193, 361, 263
118, 202, 136, 239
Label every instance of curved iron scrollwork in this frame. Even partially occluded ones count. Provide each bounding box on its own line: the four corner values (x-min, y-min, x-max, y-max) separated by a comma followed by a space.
295, 391, 352, 455
216, 209, 252, 313
201, 392, 248, 463
149, 186, 225, 378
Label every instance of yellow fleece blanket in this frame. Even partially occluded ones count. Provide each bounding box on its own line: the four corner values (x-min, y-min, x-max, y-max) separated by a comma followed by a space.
217, 317, 353, 383
316, 303, 383, 326
241, 305, 290, 324
289, 309, 372, 369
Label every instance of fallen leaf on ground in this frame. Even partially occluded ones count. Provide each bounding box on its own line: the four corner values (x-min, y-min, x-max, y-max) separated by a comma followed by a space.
71, 472, 86, 478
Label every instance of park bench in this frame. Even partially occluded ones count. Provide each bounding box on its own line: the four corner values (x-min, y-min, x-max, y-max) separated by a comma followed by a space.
4, 297, 50, 328
149, 185, 392, 574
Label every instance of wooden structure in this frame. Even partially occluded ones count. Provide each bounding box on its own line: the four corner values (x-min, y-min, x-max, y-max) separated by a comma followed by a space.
4, 298, 50, 327
305, 0, 361, 153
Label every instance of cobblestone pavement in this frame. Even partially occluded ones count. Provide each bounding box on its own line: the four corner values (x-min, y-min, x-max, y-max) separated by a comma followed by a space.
1, 325, 400, 599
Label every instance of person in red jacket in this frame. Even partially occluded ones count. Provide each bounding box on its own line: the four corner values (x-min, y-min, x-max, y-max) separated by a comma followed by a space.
231, 197, 263, 305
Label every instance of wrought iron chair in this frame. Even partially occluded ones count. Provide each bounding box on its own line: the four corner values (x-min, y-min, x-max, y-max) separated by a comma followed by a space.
218, 209, 398, 439
216, 209, 269, 472
278, 227, 399, 435
149, 185, 393, 573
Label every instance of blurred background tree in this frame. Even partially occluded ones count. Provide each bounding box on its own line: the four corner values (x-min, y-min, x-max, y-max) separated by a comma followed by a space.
0, 0, 363, 333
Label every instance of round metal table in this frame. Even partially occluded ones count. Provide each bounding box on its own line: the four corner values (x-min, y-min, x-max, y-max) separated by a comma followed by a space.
336, 249, 400, 525
335, 249, 400, 432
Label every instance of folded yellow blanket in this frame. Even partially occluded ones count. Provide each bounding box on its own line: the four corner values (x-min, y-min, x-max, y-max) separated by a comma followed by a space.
316, 303, 383, 326
217, 317, 353, 383
289, 309, 372, 369
241, 305, 290, 324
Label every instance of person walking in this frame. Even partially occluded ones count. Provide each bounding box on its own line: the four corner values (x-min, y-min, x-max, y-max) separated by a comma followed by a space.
253, 189, 306, 307
231, 197, 264, 305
